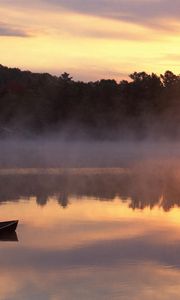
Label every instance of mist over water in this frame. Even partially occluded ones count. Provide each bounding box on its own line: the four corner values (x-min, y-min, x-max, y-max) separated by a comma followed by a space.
1, 136, 180, 211
1, 136, 180, 168
1, 137, 180, 299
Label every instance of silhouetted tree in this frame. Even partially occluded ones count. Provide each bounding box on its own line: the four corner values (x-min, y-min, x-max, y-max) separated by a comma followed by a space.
0, 64, 180, 138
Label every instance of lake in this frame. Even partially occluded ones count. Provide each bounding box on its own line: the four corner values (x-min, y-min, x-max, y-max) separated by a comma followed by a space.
1, 165, 180, 300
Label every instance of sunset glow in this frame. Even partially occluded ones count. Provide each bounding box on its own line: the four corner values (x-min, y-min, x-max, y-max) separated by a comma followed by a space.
1, 0, 180, 80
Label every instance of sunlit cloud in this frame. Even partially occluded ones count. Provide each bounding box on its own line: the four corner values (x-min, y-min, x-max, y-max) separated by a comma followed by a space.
18, 0, 178, 33
1, 0, 180, 35
164, 54, 180, 62
45, 0, 180, 30
0, 22, 30, 37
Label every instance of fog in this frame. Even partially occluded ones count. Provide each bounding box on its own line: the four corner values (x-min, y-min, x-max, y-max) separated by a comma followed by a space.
1, 136, 180, 168
0, 136, 180, 212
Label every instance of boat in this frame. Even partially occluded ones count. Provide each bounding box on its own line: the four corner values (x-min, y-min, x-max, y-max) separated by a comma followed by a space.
0, 231, 18, 242
0, 220, 18, 233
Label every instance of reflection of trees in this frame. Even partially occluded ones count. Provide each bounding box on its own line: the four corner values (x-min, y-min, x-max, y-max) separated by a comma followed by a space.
36, 194, 48, 206
57, 192, 69, 208
0, 168, 180, 211
128, 169, 180, 211
0, 173, 120, 208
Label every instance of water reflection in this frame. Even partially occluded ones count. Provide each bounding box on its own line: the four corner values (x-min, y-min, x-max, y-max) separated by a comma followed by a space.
1, 196, 180, 299
1, 166, 180, 299
0, 231, 18, 242
0, 164, 180, 211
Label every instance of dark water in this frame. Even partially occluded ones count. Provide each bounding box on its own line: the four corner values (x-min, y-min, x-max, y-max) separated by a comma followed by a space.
1, 166, 180, 300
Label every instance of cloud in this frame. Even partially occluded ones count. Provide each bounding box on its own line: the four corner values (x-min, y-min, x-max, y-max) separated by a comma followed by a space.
0, 23, 30, 37
44, 0, 180, 30
1, 0, 180, 31
1, 0, 180, 39
66, 27, 151, 41
165, 54, 180, 61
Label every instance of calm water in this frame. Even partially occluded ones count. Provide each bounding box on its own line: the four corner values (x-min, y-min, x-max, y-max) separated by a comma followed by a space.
1, 166, 180, 300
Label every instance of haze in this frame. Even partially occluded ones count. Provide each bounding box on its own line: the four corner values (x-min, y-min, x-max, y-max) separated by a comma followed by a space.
0, 137, 180, 168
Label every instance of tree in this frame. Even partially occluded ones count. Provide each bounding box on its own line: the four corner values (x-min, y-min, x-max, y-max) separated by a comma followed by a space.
59, 72, 73, 83
160, 71, 180, 88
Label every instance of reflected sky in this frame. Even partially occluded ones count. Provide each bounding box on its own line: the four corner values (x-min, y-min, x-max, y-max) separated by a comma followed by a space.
1, 168, 180, 299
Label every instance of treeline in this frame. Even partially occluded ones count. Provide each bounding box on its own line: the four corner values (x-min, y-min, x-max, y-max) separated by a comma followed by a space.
0, 64, 180, 138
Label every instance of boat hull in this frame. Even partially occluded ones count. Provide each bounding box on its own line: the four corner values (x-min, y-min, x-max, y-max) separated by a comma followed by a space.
0, 231, 18, 242
0, 220, 18, 233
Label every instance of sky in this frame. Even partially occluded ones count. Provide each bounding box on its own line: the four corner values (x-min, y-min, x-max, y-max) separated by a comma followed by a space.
0, 0, 180, 81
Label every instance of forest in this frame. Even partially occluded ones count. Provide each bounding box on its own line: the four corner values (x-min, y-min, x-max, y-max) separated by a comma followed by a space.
0, 64, 180, 139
